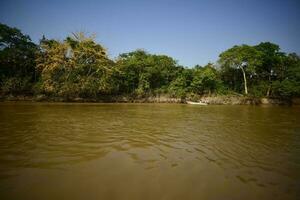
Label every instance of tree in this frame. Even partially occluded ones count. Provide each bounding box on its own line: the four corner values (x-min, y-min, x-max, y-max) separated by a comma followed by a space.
191, 63, 219, 95
2, 22, 300, 100
168, 68, 193, 98
0, 23, 38, 94
115, 50, 148, 94
254, 42, 285, 96
272, 53, 300, 97
116, 50, 179, 95
219, 45, 262, 95
36, 33, 114, 98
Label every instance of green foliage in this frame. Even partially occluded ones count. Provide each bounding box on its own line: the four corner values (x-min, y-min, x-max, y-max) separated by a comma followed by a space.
218, 45, 262, 94
191, 63, 220, 95
0, 23, 299, 99
168, 68, 193, 98
219, 45, 262, 73
271, 54, 300, 97
253, 42, 286, 96
0, 23, 37, 94
249, 81, 269, 97
116, 50, 179, 96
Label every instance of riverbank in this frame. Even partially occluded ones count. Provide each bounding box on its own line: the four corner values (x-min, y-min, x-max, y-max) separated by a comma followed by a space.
0, 94, 297, 105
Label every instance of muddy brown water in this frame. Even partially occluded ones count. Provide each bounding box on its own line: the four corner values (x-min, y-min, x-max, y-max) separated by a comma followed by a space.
0, 103, 299, 200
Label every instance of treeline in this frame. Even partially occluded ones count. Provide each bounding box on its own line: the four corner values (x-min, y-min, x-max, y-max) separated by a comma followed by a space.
0, 23, 299, 100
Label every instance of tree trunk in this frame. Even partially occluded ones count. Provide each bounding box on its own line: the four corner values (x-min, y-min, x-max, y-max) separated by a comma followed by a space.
266, 75, 271, 97
240, 67, 248, 95
266, 86, 271, 97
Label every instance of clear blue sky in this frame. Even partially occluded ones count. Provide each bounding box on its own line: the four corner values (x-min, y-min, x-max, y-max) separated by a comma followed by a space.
0, 0, 299, 67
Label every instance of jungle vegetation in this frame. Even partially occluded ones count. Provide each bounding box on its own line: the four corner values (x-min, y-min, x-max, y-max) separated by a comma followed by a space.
1, 23, 299, 100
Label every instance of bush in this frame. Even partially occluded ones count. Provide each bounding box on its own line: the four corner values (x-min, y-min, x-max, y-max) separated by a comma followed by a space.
1, 76, 33, 95
272, 80, 300, 97
250, 81, 269, 97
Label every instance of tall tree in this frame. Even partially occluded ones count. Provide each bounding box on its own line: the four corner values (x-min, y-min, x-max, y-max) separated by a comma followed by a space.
219, 45, 262, 95
36, 33, 114, 98
0, 23, 38, 94
254, 42, 285, 96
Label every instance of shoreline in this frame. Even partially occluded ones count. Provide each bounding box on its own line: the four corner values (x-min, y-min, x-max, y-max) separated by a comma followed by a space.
0, 94, 297, 105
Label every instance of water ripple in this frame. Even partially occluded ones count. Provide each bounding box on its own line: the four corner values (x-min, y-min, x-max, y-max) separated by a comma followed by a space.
0, 103, 299, 199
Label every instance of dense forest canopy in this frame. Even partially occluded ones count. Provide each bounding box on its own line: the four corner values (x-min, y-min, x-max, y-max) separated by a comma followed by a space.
0, 23, 299, 99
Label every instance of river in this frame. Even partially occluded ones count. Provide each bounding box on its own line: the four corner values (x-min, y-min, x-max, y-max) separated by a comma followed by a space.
0, 103, 299, 200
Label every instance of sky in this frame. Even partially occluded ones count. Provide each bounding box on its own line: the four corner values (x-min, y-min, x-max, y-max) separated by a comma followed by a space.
0, 0, 299, 67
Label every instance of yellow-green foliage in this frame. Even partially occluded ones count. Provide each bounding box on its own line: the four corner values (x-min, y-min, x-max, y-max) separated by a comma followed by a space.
36, 33, 115, 98
1, 23, 300, 98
